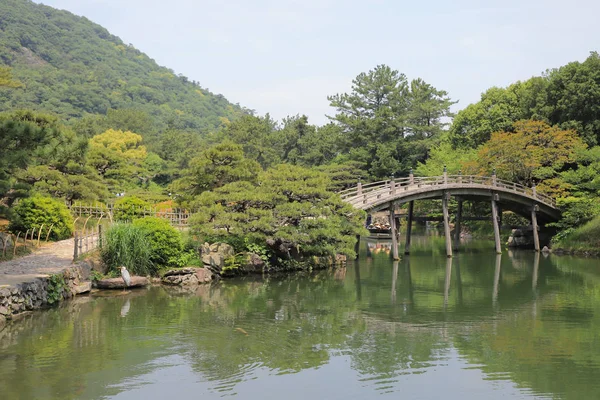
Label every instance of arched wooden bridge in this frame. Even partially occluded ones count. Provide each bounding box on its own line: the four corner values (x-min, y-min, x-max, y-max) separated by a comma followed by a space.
339, 173, 560, 259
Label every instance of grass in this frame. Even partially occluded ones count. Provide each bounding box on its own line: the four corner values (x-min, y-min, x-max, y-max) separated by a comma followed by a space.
101, 223, 155, 276
553, 214, 600, 254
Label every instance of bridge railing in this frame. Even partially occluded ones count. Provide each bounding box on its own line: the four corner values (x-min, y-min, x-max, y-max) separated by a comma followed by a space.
340, 175, 556, 208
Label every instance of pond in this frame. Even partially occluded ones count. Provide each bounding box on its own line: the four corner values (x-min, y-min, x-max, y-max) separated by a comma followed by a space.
1, 237, 600, 399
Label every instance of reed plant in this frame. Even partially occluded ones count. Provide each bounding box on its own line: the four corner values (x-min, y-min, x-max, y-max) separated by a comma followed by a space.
101, 223, 154, 276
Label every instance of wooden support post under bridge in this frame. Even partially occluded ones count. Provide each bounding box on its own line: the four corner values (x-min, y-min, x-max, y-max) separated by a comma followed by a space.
442, 191, 452, 257
404, 201, 414, 255
491, 194, 502, 254
453, 199, 463, 252
389, 204, 400, 260
531, 204, 540, 252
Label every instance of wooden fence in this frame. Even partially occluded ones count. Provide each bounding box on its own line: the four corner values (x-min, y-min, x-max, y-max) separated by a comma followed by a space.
68, 203, 193, 228
73, 225, 103, 260
1, 224, 58, 258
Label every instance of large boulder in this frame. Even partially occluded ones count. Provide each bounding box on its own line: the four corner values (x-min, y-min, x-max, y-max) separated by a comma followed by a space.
241, 252, 265, 273
161, 267, 213, 286
201, 242, 235, 274
96, 276, 149, 290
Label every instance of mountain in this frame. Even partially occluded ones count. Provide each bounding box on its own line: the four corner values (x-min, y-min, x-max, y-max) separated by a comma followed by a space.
0, 0, 245, 132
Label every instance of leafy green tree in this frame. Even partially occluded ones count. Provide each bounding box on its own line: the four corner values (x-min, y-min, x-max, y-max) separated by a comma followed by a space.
295, 123, 343, 166
87, 129, 148, 191
328, 65, 455, 178
272, 115, 316, 164
221, 114, 279, 168
0, 111, 64, 208
317, 161, 368, 191
416, 138, 477, 176
113, 196, 151, 222
407, 78, 456, 139
172, 141, 261, 203
0, 66, 22, 88
448, 86, 524, 148
473, 120, 586, 195
545, 52, 600, 146
1, 110, 109, 202
190, 164, 366, 261
328, 64, 409, 151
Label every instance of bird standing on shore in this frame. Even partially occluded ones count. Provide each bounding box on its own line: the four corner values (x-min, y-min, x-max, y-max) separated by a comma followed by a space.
120, 266, 131, 290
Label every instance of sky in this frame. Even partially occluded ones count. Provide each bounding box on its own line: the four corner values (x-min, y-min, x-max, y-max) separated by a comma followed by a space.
35, 0, 600, 125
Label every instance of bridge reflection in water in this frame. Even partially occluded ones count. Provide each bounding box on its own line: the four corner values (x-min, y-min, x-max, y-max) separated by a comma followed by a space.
379, 251, 542, 314
341, 170, 560, 258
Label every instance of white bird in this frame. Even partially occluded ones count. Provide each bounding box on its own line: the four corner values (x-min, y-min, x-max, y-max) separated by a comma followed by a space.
120, 266, 131, 289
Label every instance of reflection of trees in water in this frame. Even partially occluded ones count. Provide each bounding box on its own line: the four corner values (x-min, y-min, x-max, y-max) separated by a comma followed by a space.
1, 252, 599, 399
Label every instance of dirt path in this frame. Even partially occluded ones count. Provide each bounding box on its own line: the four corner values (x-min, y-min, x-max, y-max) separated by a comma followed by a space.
0, 239, 74, 287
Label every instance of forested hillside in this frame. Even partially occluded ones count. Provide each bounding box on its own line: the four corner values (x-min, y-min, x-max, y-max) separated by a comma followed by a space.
0, 0, 244, 134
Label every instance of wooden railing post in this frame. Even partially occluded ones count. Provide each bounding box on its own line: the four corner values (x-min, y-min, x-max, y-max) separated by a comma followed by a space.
409, 169, 414, 185
492, 168, 497, 186
443, 166, 448, 184
532, 183, 537, 199
73, 231, 79, 260
14, 233, 21, 256
357, 179, 362, 196
389, 175, 396, 195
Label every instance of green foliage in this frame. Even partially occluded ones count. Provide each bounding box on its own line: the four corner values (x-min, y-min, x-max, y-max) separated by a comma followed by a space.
244, 237, 271, 266
0, 66, 23, 88
328, 64, 455, 178
221, 114, 279, 168
190, 164, 367, 261
550, 197, 600, 231
89, 270, 104, 282
552, 213, 600, 251
448, 85, 526, 148
416, 139, 477, 176
317, 161, 369, 191
172, 141, 261, 203
46, 273, 65, 305
449, 52, 600, 148
101, 223, 154, 276
0, 110, 108, 206
473, 120, 586, 196
87, 129, 150, 192
8, 195, 73, 240
113, 196, 151, 222
132, 217, 184, 267
0, 0, 244, 132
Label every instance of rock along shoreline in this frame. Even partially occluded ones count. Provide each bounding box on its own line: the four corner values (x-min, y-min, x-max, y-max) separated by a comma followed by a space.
0, 241, 346, 331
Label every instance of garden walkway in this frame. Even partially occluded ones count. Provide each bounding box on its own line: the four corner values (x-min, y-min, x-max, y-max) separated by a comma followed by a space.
0, 239, 74, 287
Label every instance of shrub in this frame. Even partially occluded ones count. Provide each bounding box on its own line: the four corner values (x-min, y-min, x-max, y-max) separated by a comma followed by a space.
550, 197, 600, 231
133, 217, 184, 267
9, 196, 73, 240
113, 196, 151, 222
101, 223, 154, 276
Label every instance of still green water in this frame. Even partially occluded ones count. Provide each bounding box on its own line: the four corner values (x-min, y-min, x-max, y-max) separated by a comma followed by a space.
2, 238, 600, 400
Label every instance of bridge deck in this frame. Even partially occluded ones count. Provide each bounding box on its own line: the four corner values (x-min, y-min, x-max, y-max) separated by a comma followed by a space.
340, 175, 557, 214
